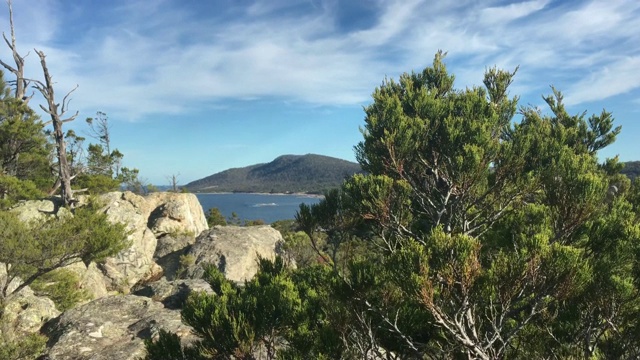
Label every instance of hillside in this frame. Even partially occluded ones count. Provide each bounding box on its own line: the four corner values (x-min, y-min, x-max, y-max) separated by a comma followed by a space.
622, 161, 640, 180
185, 154, 363, 194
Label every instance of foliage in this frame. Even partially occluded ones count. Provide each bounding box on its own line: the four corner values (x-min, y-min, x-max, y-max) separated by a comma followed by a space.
146, 53, 640, 359
74, 173, 120, 194
338, 52, 637, 358
145, 258, 346, 359
244, 219, 266, 226
0, 332, 46, 360
0, 175, 43, 209
30, 268, 92, 312
205, 206, 227, 227
119, 167, 150, 195
176, 254, 196, 279
0, 72, 51, 190
0, 200, 130, 305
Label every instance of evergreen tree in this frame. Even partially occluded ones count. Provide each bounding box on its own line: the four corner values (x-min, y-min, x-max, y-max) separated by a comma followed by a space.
0, 72, 52, 197
146, 53, 640, 359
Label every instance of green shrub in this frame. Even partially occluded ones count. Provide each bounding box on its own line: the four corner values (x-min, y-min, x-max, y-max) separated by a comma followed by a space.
0, 332, 47, 360
30, 269, 92, 312
205, 207, 226, 227
176, 254, 196, 279
0, 199, 130, 305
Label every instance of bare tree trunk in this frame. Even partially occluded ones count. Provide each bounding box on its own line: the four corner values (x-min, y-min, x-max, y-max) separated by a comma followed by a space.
167, 173, 180, 192
33, 50, 78, 206
0, 0, 31, 102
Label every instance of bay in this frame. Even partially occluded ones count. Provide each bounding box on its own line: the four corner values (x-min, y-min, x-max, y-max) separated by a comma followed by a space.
195, 193, 322, 224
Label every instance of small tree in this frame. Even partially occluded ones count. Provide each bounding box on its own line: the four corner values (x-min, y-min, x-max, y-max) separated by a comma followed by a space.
167, 173, 180, 192
205, 207, 227, 227
0, 202, 130, 309
0, 1, 77, 205
85, 112, 123, 177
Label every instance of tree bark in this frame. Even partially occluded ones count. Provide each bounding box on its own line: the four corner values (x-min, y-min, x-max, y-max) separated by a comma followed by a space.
33, 50, 78, 206
0, 0, 31, 102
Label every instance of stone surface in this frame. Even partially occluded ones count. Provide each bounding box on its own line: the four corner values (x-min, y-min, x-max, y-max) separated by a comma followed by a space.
9, 198, 71, 223
132, 277, 214, 309
146, 192, 208, 238
5, 192, 209, 296
43, 295, 195, 360
0, 266, 60, 341
185, 225, 286, 283
96, 192, 159, 291
61, 262, 110, 300
154, 234, 196, 260
94, 191, 208, 293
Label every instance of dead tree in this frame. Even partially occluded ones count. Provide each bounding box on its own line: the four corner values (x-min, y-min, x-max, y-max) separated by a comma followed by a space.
0, 0, 31, 102
1, 0, 79, 206
32, 50, 78, 206
167, 173, 180, 192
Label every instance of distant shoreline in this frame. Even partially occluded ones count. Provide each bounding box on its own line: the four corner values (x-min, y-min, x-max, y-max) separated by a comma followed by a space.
192, 192, 325, 199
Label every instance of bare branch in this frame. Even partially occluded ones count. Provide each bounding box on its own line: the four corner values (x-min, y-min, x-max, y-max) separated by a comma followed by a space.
0, 0, 31, 100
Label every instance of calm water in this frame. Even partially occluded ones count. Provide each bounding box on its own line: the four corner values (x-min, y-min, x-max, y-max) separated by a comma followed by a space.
195, 193, 322, 224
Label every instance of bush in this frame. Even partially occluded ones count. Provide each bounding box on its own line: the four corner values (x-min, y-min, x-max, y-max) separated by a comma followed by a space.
0, 199, 130, 305
205, 207, 226, 227
0, 332, 47, 360
30, 269, 92, 312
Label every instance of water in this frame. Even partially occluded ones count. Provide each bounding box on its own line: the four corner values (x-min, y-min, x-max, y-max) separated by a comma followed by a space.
195, 193, 322, 224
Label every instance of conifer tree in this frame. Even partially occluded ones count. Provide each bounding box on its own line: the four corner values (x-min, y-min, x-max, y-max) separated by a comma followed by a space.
146, 53, 640, 359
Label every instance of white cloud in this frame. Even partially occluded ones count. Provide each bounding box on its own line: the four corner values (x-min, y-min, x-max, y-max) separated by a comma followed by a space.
0, 0, 638, 120
564, 56, 640, 106
481, 0, 549, 24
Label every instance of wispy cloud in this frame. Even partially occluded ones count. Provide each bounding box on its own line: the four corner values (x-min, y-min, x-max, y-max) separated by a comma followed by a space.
564, 56, 640, 106
0, 0, 638, 121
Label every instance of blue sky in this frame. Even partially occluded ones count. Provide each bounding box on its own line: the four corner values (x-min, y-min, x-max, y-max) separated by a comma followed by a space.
1, 0, 639, 185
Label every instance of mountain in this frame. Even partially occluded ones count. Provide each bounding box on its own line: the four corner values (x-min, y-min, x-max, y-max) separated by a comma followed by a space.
185, 154, 363, 194
621, 161, 640, 180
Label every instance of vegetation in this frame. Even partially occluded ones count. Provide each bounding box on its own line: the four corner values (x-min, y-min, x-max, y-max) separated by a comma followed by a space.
185, 154, 362, 194
30, 269, 93, 312
0, 332, 46, 360
622, 161, 640, 180
205, 207, 227, 227
146, 53, 640, 359
0, 201, 130, 306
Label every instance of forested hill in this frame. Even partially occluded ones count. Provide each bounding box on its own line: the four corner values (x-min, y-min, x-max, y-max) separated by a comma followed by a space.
622, 161, 640, 180
185, 154, 363, 194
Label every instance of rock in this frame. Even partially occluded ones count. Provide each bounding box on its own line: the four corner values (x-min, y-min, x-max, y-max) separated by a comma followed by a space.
9, 198, 71, 223
43, 295, 195, 360
146, 192, 208, 238
96, 192, 159, 292
154, 234, 195, 260
185, 225, 285, 283
6, 191, 209, 296
95, 192, 208, 292
61, 262, 109, 300
132, 278, 213, 309
0, 265, 60, 341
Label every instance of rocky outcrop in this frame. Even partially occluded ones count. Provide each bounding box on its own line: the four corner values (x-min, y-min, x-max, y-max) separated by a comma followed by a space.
1, 286, 59, 335
0, 265, 59, 342
96, 192, 162, 292
97, 192, 208, 291
132, 278, 214, 309
9, 198, 70, 223
43, 295, 195, 360
8, 192, 209, 296
145, 192, 208, 238
2, 192, 304, 358
185, 225, 285, 283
